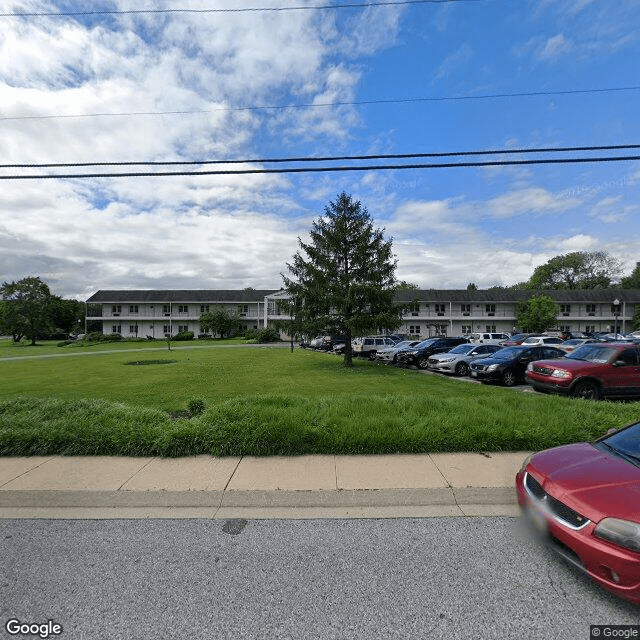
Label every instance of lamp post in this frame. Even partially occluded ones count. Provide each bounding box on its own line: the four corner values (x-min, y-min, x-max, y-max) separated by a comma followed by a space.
613, 298, 620, 337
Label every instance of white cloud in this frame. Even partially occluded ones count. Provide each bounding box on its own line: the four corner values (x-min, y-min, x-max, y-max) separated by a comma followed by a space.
486, 187, 580, 218
433, 43, 473, 81
537, 33, 572, 61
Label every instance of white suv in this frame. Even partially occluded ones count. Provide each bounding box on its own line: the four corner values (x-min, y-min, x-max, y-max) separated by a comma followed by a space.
469, 332, 511, 345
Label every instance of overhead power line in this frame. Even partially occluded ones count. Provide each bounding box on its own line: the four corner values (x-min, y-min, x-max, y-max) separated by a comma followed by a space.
0, 0, 483, 18
3, 144, 640, 169
3, 86, 639, 122
2, 154, 640, 180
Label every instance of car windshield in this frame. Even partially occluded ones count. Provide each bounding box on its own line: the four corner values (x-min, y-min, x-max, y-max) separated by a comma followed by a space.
566, 344, 619, 363
392, 341, 412, 349
563, 339, 582, 346
449, 344, 475, 355
416, 338, 438, 348
521, 337, 541, 344
509, 334, 526, 341
491, 347, 522, 360
596, 422, 640, 467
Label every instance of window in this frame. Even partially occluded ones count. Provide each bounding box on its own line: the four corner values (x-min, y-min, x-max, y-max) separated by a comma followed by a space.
178, 325, 189, 333
163, 304, 171, 316
129, 325, 138, 334
485, 304, 495, 316
559, 325, 571, 333
585, 325, 595, 334
177, 305, 188, 314
586, 304, 596, 316
111, 325, 121, 333
200, 305, 209, 313
560, 304, 571, 316
461, 304, 471, 316
462, 325, 471, 334
617, 349, 640, 366
163, 325, 171, 334
485, 325, 496, 333
435, 304, 445, 316
238, 304, 249, 316
409, 325, 420, 335
111, 304, 121, 315
129, 305, 139, 314
408, 303, 419, 316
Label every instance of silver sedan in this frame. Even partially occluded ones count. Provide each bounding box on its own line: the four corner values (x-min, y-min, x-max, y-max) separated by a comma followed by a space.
376, 340, 421, 364
426, 343, 500, 376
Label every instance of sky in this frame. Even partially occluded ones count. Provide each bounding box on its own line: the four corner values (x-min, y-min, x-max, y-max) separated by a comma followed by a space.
1, 0, 640, 300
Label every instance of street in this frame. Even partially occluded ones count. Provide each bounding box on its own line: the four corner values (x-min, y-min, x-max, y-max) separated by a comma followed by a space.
1, 517, 637, 639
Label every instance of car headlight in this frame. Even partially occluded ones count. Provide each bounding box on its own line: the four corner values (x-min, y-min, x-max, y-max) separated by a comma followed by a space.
550, 369, 572, 379
594, 518, 640, 553
440, 357, 455, 363
487, 364, 499, 372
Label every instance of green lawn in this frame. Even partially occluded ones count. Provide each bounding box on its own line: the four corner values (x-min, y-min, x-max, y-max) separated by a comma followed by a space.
1, 340, 639, 457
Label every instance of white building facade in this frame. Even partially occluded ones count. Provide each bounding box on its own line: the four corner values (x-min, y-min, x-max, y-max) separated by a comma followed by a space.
87, 288, 639, 339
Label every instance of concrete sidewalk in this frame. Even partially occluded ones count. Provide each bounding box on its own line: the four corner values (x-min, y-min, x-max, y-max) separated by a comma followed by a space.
0, 452, 528, 519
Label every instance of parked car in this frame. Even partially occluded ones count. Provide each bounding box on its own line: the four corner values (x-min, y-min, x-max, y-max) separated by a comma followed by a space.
395, 336, 468, 369
376, 340, 421, 364
525, 342, 640, 400
352, 336, 399, 360
469, 345, 566, 386
556, 338, 599, 353
468, 332, 511, 345
500, 333, 536, 346
427, 343, 501, 376
516, 420, 640, 605
520, 336, 565, 347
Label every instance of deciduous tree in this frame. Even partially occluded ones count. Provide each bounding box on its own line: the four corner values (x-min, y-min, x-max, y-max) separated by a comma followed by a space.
516, 295, 558, 333
0, 277, 55, 344
527, 251, 622, 289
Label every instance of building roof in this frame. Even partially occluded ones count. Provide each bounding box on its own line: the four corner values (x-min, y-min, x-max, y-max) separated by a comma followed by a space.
87, 290, 278, 303
87, 288, 640, 304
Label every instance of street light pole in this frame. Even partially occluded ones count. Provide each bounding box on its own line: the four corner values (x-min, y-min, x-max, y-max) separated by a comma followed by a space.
613, 298, 620, 336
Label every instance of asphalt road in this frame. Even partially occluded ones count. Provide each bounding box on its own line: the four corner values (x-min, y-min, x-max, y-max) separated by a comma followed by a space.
1, 517, 638, 640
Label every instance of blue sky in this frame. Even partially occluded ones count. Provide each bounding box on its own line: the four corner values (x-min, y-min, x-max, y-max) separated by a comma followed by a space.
1, 0, 639, 298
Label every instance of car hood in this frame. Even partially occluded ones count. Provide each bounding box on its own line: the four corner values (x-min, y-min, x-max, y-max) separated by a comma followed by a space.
529, 443, 640, 523
530, 358, 602, 372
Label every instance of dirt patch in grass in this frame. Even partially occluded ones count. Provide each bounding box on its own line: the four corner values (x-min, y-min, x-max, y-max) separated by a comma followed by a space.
124, 359, 178, 366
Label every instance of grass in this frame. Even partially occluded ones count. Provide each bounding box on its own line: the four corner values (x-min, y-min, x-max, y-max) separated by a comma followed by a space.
1, 339, 639, 457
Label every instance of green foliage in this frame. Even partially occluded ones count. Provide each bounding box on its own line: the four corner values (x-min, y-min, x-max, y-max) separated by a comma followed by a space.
186, 396, 207, 416
621, 261, 640, 289
173, 330, 194, 341
527, 251, 622, 289
199, 307, 242, 338
281, 192, 402, 366
516, 295, 558, 332
0, 276, 55, 344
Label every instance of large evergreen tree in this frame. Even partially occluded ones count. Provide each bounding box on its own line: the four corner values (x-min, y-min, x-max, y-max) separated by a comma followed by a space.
281, 192, 403, 366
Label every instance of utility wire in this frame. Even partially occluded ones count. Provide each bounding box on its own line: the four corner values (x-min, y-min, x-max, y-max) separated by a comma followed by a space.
3, 86, 638, 122
3, 144, 640, 169
0, 0, 484, 18
2, 155, 640, 180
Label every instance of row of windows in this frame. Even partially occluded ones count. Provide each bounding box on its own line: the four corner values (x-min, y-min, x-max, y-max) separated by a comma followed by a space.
110, 304, 251, 315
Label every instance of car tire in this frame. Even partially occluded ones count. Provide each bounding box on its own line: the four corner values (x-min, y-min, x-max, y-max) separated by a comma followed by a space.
417, 357, 429, 369
502, 369, 517, 387
368, 351, 377, 361
571, 380, 601, 400
455, 362, 469, 376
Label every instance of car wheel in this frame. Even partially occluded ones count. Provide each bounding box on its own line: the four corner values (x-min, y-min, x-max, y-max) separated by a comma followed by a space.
502, 369, 517, 387
417, 357, 429, 369
455, 362, 469, 376
571, 380, 601, 400
368, 350, 377, 361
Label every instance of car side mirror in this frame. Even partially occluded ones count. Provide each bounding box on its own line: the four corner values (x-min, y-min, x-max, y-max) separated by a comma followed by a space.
606, 428, 618, 435
613, 359, 627, 367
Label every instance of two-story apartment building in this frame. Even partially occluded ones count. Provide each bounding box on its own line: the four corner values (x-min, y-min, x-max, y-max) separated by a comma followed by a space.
86, 288, 639, 339
86, 290, 277, 338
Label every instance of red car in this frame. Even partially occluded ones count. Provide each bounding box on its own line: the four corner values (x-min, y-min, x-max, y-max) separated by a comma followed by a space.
516, 421, 640, 604
525, 342, 640, 400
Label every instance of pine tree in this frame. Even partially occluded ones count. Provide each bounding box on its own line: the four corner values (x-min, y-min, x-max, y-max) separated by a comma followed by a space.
281, 192, 403, 366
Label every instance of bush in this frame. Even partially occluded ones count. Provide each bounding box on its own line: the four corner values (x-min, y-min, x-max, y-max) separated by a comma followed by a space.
186, 396, 207, 416
173, 331, 194, 341
255, 328, 281, 343
103, 333, 124, 342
